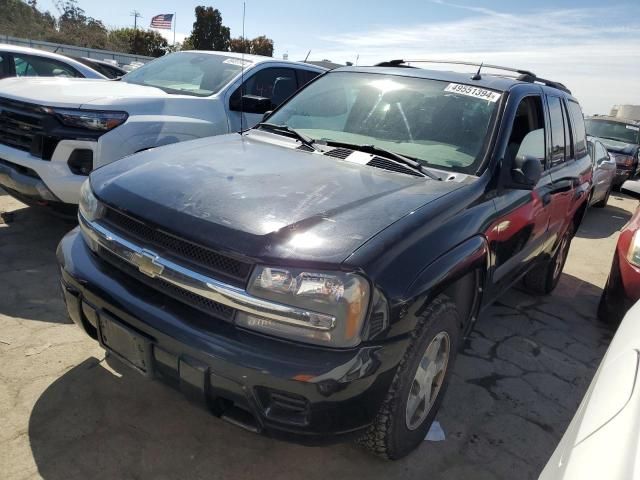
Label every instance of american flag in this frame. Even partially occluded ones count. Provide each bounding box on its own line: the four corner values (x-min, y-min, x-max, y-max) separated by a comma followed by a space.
150, 14, 174, 29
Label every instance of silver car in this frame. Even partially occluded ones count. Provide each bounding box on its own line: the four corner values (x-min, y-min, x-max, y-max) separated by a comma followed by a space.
588, 135, 616, 207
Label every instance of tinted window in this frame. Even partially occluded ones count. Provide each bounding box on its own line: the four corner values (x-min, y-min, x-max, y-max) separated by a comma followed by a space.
0, 54, 6, 79
595, 142, 608, 162
547, 96, 567, 165
567, 101, 587, 158
267, 72, 501, 173
122, 52, 245, 96
12, 54, 80, 78
232, 67, 298, 108
296, 69, 321, 88
509, 96, 546, 166
562, 101, 573, 159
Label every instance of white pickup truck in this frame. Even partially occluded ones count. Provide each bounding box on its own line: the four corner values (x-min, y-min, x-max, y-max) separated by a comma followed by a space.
0, 51, 325, 211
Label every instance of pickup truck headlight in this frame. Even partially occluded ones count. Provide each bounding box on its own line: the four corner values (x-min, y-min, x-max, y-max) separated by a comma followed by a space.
236, 266, 370, 347
46, 107, 128, 131
78, 179, 104, 223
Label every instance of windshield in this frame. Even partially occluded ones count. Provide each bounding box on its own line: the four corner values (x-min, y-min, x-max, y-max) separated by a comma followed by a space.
266, 72, 501, 173
585, 119, 640, 145
121, 52, 248, 97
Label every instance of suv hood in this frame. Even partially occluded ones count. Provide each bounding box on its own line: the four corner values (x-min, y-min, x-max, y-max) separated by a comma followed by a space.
91, 132, 465, 264
0, 77, 169, 109
601, 138, 639, 155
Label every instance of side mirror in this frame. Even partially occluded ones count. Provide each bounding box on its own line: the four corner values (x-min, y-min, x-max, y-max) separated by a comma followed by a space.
262, 110, 273, 122
230, 94, 272, 114
509, 155, 542, 190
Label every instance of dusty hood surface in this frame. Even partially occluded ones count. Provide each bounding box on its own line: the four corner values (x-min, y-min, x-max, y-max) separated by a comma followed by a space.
91, 133, 466, 264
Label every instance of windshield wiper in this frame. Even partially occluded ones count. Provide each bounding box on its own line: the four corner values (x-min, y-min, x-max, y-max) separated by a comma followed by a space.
322, 140, 442, 181
257, 123, 319, 151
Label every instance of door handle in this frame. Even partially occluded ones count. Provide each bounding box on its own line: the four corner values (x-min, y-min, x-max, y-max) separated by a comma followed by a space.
542, 193, 552, 206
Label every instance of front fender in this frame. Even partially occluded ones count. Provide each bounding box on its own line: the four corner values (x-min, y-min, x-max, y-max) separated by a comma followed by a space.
388, 235, 488, 338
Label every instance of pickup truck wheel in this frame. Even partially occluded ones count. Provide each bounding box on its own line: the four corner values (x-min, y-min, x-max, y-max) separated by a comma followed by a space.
359, 295, 459, 460
523, 224, 574, 295
593, 187, 611, 208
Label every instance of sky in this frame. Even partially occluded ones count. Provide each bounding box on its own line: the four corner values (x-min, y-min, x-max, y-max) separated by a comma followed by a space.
35, 0, 640, 114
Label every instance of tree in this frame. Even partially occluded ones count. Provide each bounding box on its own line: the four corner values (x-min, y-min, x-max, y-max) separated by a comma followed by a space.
53, 0, 109, 49
228, 36, 251, 54
186, 6, 230, 51
109, 28, 168, 57
229, 35, 274, 57
249, 35, 273, 57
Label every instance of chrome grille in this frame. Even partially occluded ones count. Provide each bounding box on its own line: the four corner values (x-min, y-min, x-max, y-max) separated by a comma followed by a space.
102, 207, 252, 285
98, 246, 235, 320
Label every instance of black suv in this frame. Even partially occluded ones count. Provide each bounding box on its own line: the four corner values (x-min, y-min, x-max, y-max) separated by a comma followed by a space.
585, 115, 640, 186
57, 61, 592, 459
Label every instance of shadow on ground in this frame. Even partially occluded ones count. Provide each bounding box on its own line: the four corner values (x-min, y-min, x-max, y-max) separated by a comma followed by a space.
575, 203, 632, 239
27, 271, 613, 480
0, 204, 75, 324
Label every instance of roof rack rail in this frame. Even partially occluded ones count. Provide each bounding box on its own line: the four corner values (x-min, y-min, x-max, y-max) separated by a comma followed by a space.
374, 59, 571, 94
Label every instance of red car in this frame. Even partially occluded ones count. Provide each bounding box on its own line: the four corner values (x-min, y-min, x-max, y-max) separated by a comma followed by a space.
599, 204, 640, 324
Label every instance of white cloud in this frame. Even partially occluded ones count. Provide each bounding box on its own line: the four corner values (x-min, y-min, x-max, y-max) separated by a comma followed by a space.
153, 28, 188, 45
292, 3, 640, 114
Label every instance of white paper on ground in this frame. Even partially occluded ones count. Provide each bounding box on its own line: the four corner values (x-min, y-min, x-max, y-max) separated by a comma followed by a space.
424, 420, 446, 441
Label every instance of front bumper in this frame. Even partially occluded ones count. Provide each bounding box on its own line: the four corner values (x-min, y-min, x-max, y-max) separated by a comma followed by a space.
0, 140, 96, 204
613, 169, 632, 186
57, 228, 407, 444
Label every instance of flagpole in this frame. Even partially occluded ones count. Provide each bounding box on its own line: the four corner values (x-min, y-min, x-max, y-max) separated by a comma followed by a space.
173, 12, 176, 46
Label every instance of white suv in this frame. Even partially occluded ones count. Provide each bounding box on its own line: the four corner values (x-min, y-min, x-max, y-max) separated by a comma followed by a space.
0, 51, 324, 211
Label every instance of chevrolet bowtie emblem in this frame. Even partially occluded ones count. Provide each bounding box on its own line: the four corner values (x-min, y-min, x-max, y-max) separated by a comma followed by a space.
131, 249, 164, 278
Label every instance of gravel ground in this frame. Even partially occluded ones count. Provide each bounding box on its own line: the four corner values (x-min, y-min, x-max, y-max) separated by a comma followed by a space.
0, 188, 636, 480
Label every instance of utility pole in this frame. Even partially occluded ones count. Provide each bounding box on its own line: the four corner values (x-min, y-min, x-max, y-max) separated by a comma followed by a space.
130, 10, 141, 30
130, 10, 141, 55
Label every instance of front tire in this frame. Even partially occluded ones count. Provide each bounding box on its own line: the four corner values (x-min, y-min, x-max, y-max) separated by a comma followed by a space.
359, 295, 460, 460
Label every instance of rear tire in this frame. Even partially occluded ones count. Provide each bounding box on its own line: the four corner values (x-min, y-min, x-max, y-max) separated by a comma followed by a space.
359, 295, 460, 460
523, 224, 574, 295
593, 187, 611, 208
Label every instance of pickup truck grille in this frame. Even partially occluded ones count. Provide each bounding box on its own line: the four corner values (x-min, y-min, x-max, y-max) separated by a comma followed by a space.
0, 98, 57, 159
102, 207, 253, 286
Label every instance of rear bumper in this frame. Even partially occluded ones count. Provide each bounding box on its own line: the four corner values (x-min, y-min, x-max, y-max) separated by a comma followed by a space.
57, 228, 407, 444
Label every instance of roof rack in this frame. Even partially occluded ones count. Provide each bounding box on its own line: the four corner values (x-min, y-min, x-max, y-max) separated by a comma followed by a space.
374, 59, 572, 95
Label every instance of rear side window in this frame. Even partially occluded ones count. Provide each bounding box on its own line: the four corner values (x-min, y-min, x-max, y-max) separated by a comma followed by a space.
547, 96, 568, 165
567, 101, 588, 158
12, 54, 81, 78
231, 67, 298, 109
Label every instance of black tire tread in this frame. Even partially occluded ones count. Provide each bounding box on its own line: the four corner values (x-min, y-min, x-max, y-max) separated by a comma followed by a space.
358, 295, 458, 460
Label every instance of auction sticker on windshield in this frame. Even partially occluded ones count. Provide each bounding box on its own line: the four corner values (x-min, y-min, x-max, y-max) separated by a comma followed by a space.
445, 83, 502, 103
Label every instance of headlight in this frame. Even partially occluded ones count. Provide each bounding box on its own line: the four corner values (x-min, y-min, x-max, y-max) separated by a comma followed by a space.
45, 107, 128, 131
613, 153, 634, 167
627, 231, 640, 267
236, 266, 370, 347
78, 179, 104, 223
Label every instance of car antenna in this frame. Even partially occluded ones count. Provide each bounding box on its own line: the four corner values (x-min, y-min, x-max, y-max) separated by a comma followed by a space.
239, 1, 246, 137
471, 62, 483, 80
304, 49, 311, 62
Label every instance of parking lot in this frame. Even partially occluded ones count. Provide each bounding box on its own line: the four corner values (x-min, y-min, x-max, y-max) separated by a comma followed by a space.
0, 188, 635, 480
